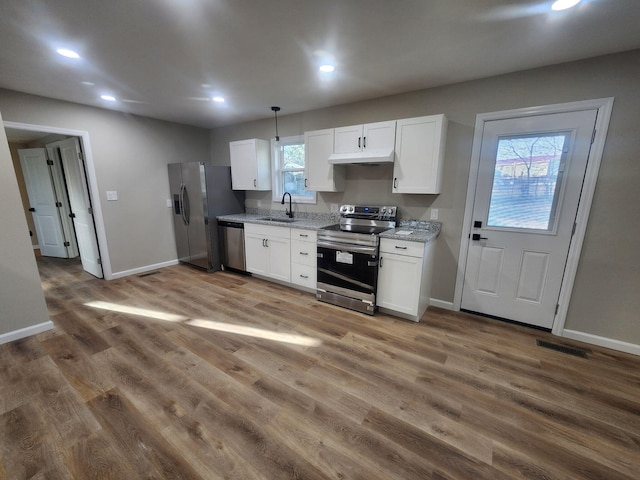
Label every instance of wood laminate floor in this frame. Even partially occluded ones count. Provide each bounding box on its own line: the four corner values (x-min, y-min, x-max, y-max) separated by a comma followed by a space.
1, 256, 639, 479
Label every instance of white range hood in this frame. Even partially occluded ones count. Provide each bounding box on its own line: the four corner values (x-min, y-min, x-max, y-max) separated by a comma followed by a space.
328, 147, 395, 164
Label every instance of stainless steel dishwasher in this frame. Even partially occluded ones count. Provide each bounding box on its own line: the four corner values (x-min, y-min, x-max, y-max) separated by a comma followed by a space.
217, 220, 247, 273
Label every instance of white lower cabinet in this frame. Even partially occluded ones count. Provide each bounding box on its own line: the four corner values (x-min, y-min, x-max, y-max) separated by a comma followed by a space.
290, 228, 317, 290
377, 238, 435, 322
244, 224, 291, 282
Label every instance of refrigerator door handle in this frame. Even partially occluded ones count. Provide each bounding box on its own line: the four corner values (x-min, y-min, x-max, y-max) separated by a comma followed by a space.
180, 184, 190, 225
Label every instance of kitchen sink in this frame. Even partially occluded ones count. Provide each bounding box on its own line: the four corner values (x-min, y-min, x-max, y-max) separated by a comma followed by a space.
258, 217, 299, 223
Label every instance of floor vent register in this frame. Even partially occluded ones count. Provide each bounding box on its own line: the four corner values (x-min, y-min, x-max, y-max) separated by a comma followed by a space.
536, 339, 590, 358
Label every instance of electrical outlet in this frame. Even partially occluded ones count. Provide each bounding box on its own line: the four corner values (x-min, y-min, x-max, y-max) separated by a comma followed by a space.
430, 208, 439, 220
166, 199, 172, 208
106, 191, 118, 201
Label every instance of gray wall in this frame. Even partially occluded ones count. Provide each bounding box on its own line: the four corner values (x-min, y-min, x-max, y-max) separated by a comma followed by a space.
0, 89, 211, 275
211, 49, 640, 346
0, 112, 50, 336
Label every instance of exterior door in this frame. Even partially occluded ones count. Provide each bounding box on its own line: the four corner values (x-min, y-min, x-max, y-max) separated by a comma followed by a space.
461, 109, 598, 329
54, 138, 103, 278
18, 148, 68, 258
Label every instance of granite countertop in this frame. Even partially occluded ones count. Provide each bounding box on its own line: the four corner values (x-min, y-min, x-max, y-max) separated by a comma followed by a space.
217, 211, 441, 241
379, 220, 441, 244
216, 210, 337, 230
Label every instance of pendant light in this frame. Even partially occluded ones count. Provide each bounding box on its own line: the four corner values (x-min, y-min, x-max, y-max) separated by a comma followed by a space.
271, 106, 281, 144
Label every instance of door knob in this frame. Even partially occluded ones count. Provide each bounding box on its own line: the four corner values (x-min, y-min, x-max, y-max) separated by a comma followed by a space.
472, 233, 488, 241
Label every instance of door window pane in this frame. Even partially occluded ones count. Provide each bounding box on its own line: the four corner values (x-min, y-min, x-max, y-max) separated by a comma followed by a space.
487, 134, 567, 230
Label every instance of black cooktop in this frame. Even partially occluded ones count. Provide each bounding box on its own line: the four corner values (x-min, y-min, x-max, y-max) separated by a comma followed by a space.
321, 223, 392, 235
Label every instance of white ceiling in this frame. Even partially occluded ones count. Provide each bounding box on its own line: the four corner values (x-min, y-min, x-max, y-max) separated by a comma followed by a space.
1, 0, 639, 128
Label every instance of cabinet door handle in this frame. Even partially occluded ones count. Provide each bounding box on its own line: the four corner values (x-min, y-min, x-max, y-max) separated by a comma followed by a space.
265, 239, 269, 247
395, 245, 408, 250
363, 136, 366, 148
299, 252, 308, 256
300, 274, 309, 279
358, 137, 361, 149
254, 179, 257, 188
380, 257, 383, 268
393, 177, 398, 189
304, 178, 308, 188
299, 234, 308, 238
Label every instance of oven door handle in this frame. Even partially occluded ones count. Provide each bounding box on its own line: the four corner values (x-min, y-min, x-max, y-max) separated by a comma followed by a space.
317, 240, 377, 255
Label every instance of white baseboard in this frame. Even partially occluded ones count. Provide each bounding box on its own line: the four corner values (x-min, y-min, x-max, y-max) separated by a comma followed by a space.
561, 329, 640, 356
429, 298, 454, 310
0, 321, 54, 345
108, 259, 179, 280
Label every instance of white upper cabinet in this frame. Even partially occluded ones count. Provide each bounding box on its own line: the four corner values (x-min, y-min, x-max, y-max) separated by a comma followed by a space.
229, 138, 271, 190
304, 129, 344, 192
334, 121, 396, 155
392, 114, 447, 194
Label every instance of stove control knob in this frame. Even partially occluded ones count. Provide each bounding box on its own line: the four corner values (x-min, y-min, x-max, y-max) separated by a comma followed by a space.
348, 206, 354, 213
381, 207, 386, 214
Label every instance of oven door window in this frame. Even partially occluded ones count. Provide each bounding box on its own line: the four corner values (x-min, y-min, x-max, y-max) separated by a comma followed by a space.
317, 245, 378, 294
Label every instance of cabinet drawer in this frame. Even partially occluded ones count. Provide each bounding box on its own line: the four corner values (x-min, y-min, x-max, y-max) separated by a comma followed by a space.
291, 228, 317, 242
245, 222, 291, 239
379, 238, 425, 258
291, 263, 316, 289
291, 239, 317, 267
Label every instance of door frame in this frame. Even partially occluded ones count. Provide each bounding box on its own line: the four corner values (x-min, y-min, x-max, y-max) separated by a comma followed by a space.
3, 120, 112, 279
454, 97, 614, 336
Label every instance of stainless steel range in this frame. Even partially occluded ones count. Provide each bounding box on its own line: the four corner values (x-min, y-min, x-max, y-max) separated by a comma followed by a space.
317, 204, 397, 315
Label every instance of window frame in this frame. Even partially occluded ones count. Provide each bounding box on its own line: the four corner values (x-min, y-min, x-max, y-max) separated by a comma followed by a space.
271, 135, 316, 204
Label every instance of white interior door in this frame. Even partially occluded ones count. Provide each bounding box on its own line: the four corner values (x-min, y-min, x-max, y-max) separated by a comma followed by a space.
47, 146, 79, 258
18, 148, 68, 258
461, 109, 598, 329
53, 138, 103, 278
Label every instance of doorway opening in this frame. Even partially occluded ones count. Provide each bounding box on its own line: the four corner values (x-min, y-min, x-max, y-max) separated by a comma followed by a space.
3, 122, 110, 281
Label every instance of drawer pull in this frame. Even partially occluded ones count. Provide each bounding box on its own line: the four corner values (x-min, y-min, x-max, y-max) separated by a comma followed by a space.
299, 234, 309, 238
395, 245, 408, 250
299, 252, 308, 256
300, 274, 309, 279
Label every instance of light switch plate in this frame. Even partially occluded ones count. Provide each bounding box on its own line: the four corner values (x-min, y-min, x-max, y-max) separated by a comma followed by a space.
106, 191, 118, 201
166, 199, 173, 208
430, 208, 439, 220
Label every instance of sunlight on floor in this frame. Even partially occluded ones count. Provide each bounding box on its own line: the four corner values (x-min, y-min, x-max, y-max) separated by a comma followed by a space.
187, 319, 322, 347
83, 301, 322, 347
84, 301, 187, 322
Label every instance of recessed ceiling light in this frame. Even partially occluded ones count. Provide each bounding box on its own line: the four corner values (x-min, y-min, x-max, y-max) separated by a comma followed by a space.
551, 0, 581, 11
56, 48, 80, 59
100, 95, 116, 102
319, 64, 335, 73
212, 96, 225, 103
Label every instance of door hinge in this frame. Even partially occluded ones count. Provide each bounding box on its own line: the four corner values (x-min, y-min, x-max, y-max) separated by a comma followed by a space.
46, 159, 54, 166
97, 257, 102, 265
78, 151, 84, 161
591, 128, 596, 145
571, 222, 577, 237
555, 304, 559, 315
88, 207, 93, 215
64, 241, 70, 247
56, 202, 63, 207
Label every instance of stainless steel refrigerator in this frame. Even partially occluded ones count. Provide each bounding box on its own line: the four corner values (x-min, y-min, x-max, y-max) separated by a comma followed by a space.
168, 162, 245, 271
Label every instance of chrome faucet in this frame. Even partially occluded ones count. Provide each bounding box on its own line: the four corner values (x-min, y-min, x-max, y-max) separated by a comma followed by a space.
281, 192, 293, 218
